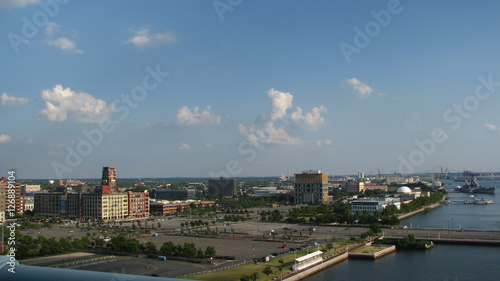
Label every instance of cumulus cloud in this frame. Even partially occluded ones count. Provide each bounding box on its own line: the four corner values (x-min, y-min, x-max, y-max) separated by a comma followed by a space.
205, 143, 214, 148
291, 105, 327, 131
175, 106, 221, 126
239, 122, 301, 145
238, 89, 327, 146
0, 134, 11, 143
347, 77, 373, 99
179, 143, 193, 150
485, 123, 500, 131
25, 138, 34, 144
0, 0, 39, 9
0, 92, 28, 106
125, 28, 177, 48
267, 88, 293, 121
46, 37, 83, 54
45, 22, 60, 37
39, 84, 114, 123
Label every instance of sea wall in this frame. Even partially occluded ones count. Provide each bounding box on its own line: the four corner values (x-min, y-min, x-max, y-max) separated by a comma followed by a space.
282, 252, 348, 281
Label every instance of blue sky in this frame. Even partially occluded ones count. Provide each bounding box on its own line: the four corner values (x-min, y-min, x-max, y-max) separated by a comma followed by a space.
1, 0, 500, 179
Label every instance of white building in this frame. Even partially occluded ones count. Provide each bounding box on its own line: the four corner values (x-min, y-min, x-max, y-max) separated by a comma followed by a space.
293, 251, 323, 271
351, 197, 401, 215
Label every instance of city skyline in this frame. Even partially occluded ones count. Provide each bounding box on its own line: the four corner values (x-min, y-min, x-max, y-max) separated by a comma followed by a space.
1, 1, 500, 179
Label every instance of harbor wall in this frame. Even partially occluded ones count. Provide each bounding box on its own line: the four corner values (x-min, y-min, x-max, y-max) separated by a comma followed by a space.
282, 252, 348, 281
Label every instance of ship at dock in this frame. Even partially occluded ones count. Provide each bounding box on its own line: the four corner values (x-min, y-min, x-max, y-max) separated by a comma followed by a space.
454, 173, 496, 194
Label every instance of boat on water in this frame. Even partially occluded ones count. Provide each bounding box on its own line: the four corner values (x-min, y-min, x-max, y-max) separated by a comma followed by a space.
473, 198, 493, 205
464, 200, 472, 204
454, 173, 496, 194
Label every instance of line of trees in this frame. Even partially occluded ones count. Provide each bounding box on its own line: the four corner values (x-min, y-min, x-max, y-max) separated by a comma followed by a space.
2, 231, 92, 259
159, 241, 216, 259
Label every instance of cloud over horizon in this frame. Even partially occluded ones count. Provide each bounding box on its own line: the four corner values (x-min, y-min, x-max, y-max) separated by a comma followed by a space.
175, 106, 221, 126
1, 92, 28, 106
0, 134, 11, 143
39, 84, 114, 123
125, 28, 177, 48
485, 123, 500, 131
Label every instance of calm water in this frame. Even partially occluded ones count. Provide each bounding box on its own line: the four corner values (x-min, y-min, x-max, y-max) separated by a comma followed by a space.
305, 244, 498, 281
306, 180, 500, 281
403, 180, 500, 231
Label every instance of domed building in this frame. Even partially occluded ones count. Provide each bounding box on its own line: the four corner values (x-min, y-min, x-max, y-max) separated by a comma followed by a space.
395, 186, 421, 202
396, 186, 412, 194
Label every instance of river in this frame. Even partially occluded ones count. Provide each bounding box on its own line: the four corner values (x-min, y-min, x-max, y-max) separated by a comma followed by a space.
305, 180, 500, 281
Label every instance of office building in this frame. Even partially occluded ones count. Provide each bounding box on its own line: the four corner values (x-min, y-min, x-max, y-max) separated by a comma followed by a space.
151, 187, 196, 200
127, 191, 150, 218
294, 170, 329, 205
208, 177, 237, 198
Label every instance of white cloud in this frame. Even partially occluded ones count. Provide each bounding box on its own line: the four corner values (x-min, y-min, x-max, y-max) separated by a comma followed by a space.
175, 106, 221, 126
238, 122, 301, 146
291, 105, 327, 131
267, 88, 293, 121
45, 22, 60, 37
0, 0, 39, 9
205, 143, 214, 148
0, 134, 11, 143
125, 28, 177, 48
25, 138, 34, 144
239, 88, 327, 145
485, 123, 500, 131
430, 130, 448, 139
315, 139, 333, 146
179, 143, 193, 150
46, 37, 83, 54
0, 92, 28, 106
347, 77, 373, 99
39, 84, 114, 123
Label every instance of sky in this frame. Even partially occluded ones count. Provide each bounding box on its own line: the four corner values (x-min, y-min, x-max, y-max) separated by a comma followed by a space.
1, 0, 500, 180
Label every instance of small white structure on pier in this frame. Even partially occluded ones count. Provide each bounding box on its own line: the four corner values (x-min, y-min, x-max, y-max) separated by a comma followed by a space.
293, 251, 323, 271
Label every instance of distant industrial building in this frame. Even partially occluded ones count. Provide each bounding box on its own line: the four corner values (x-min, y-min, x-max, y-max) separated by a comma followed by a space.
350, 197, 401, 215
208, 177, 237, 198
151, 187, 196, 200
385, 176, 416, 185
294, 170, 329, 205
346, 181, 388, 193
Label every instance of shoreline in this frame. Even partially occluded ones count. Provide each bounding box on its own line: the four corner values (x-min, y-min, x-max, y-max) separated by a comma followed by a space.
398, 201, 444, 220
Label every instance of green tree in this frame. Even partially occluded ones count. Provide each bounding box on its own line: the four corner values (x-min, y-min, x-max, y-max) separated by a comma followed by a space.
144, 241, 157, 252
205, 246, 216, 258
197, 248, 206, 259
182, 242, 197, 257
369, 223, 381, 234
160, 241, 175, 256
262, 266, 273, 280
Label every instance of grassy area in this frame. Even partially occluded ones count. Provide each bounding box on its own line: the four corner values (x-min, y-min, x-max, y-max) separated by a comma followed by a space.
187, 239, 361, 281
350, 245, 388, 254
